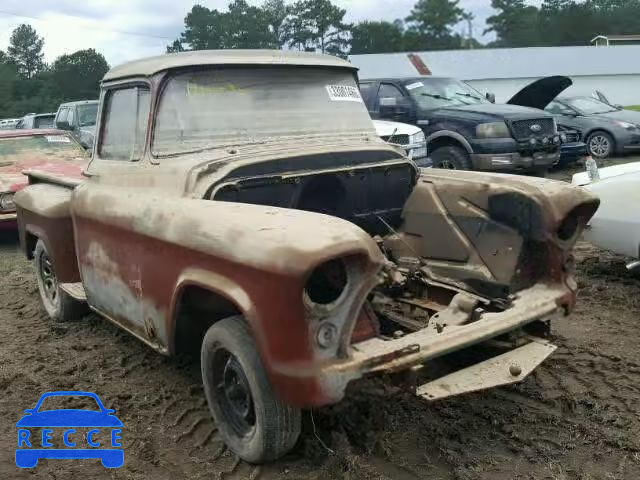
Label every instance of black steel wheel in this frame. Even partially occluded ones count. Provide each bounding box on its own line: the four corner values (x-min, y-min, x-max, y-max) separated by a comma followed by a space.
201, 316, 301, 463
34, 239, 85, 322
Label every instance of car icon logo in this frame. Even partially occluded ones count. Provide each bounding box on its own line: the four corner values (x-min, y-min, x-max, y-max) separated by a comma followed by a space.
530, 124, 542, 133
15, 391, 123, 468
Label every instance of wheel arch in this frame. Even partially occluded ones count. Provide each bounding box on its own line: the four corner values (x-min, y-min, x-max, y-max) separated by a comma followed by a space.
426, 131, 473, 154
168, 268, 259, 357
585, 128, 617, 150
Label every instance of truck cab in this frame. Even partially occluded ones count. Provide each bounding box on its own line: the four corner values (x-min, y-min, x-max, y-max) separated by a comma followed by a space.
54, 100, 99, 150
359, 76, 568, 173
16, 51, 598, 464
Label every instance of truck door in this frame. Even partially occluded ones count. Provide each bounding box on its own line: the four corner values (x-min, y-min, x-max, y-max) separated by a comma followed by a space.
375, 83, 415, 124
73, 84, 152, 341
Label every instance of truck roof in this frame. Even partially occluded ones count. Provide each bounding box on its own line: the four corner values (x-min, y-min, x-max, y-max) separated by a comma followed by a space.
58, 100, 99, 107
103, 49, 357, 82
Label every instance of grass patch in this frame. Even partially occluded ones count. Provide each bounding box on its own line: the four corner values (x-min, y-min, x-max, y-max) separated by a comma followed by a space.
626, 105, 640, 111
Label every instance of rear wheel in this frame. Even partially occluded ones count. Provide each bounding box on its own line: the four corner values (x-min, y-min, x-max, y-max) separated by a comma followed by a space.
34, 239, 86, 322
431, 146, 472, 170
201, 316, 301, 463
587, 131, 614, 159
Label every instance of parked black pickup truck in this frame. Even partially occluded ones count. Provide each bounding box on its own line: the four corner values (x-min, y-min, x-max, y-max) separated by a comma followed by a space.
359, 76, 572, 173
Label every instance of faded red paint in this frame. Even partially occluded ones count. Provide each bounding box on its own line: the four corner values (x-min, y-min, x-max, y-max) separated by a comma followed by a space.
73, 215, 327, 407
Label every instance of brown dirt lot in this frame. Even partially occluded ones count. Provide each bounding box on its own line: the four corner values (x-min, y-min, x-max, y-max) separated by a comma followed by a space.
1, 159, 639, 479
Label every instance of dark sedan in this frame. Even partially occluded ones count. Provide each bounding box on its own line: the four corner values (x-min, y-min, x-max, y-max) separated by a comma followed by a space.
546, 96, 640, 159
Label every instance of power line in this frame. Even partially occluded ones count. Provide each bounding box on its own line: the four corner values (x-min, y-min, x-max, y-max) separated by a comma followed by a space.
0, 9, 175, 41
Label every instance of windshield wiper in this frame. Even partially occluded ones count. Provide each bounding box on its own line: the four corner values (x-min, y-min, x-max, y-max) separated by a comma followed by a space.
419, 93, 452, 101
455, 92, 482, 100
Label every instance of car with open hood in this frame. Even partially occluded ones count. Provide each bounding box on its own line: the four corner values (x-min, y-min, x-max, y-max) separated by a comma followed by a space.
546, 96, 640, 159
0, 129, 88, 228
359, 75, 575, 173
15, 50, 599, 463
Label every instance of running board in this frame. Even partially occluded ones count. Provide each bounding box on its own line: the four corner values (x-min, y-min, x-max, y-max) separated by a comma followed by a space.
59, 282, 87, 302
417, 340, 557, 401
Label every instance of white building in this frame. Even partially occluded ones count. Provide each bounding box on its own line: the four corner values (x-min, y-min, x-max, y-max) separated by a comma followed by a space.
350, 45, 640, 106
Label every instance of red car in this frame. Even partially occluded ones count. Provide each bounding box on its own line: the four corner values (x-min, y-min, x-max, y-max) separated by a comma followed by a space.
0, 129, 88, 228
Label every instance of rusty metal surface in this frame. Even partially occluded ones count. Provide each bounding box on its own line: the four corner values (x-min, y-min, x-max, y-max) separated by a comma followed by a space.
416, 339, 557, 401
14, 54, 602, 409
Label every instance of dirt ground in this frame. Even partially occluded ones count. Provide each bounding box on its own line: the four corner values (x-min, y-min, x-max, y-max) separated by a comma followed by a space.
1, 158, 640, 480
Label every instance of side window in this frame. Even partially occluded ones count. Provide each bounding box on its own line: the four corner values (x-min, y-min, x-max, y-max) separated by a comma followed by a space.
358, 82, 376, 111
378, 83, 405, 106
100, 86, 150, 161
57, 108, 68, 124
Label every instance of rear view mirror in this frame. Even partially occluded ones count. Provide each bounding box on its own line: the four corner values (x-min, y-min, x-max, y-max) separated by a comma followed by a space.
485, 92, 496, 103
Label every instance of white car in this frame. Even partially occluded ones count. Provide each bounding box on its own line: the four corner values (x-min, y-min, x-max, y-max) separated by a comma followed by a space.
373, 120, 431, 168
572, 162, 640, 270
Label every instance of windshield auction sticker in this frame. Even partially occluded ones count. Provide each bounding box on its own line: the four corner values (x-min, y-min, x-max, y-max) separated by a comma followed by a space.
326, 85, 363, 102
405, 82, 424, 90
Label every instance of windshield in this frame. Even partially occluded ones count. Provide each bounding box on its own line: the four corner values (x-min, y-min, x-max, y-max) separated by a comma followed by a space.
405, 78, 489, 109
153, 67, 375, 156
565, 97, 617, 115
0, 135, 86, 166
77, 103, 99, 127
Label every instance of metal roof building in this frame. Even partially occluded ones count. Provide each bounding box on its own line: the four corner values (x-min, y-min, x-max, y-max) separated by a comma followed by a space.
350, 45, 640, 106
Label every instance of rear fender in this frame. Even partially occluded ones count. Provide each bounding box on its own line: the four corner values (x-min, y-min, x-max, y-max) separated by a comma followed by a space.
14, 184, 81, 282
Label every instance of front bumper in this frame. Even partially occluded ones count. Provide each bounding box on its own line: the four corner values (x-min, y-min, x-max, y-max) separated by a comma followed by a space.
299, 284, 567, 405
471, 150, 560, 171
559, 142, 588, 165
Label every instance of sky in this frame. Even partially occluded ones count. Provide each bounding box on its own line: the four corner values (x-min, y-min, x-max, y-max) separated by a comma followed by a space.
0, 0, 498, 67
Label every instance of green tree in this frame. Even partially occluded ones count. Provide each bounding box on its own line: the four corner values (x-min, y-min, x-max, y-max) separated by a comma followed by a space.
405, 0, 466, 49
286, 0, 350, 56
50, 49, 109, 100
170, 1, 276, 51
485, 0, 541, 47
350, 20, 405, 54
262, 0, 292, 48
7, 24, 45, 79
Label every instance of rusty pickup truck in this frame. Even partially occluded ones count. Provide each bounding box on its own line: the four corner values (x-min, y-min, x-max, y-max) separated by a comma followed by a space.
15, 50, 599, 463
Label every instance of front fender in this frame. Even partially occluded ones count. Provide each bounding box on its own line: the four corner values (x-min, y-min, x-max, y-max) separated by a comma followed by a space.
385, 170, 599, 303
15, 183, 80, 282
71, 184, 384, 406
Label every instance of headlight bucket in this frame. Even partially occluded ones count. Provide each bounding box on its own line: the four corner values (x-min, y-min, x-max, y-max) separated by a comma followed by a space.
476, 122, 511, 139
0, 192, 16, 212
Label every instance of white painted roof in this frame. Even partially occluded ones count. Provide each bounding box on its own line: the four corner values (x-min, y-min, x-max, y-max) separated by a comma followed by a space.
350, 45, 640, 81
105, 50, 354, 81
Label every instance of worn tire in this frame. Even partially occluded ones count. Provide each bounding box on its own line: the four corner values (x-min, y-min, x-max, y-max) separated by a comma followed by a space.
586, 131, 615, 159
431, 146, 472, 170
34, 239, 86, 322
201, 316, 301, 463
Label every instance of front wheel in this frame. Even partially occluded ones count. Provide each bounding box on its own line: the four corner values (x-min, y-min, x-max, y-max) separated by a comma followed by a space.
201, 316, 301, 463
431, 146, 472, 170
34, 239, 86, 322
587, 131, 614, 159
